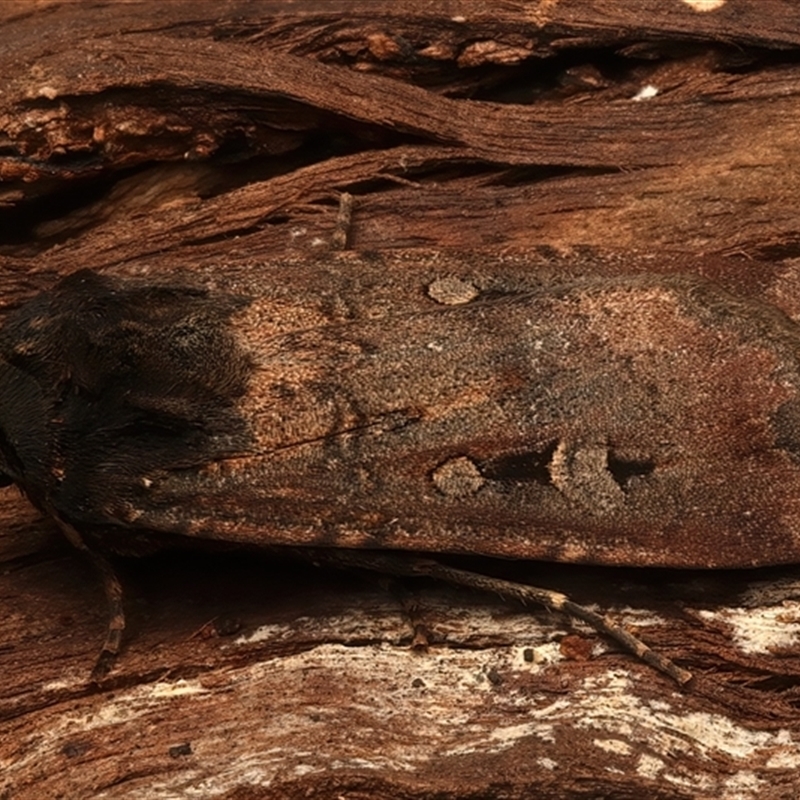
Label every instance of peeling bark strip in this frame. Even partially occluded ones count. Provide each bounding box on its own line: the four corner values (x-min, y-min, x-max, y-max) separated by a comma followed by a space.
7, 1, 800, 265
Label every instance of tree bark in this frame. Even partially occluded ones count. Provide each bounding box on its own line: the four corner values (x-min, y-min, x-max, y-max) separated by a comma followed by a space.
3, 2, 800, 798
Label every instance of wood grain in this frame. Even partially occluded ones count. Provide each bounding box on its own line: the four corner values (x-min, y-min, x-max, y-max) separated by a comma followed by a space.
3, 2, 800, 798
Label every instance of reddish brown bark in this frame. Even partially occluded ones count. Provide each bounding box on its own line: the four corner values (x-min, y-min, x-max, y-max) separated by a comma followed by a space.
3, 2, 800, 798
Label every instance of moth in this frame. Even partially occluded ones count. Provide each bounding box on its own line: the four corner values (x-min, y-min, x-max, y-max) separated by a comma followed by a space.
3, 251, 800, 684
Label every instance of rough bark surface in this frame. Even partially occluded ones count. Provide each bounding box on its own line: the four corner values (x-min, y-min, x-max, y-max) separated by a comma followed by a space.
3, 2, 800, 799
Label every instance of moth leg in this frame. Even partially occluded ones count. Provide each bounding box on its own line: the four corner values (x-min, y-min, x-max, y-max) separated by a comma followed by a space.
299, 548, 693, 687
85, 550, 125, 681
53, 517, 125, 681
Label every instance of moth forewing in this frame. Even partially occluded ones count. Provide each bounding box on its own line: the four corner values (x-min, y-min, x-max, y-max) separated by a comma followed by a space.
97, 259, 800, 571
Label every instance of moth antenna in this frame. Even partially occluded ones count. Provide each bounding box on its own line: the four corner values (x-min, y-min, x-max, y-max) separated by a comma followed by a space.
54, 516, 125, 682
298, 548, 693, 687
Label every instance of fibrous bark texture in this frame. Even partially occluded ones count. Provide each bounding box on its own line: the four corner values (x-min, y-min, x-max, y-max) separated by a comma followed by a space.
4, 2, 800, 799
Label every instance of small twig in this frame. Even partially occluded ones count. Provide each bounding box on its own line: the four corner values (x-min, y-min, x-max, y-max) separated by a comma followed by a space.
296, 548, 693, 687
377, 172, 423, 188
331, 191, 353, 250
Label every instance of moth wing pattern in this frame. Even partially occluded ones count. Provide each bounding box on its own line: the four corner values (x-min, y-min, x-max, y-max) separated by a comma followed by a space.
125, 259, 800, 569
4, 254, 800, 570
